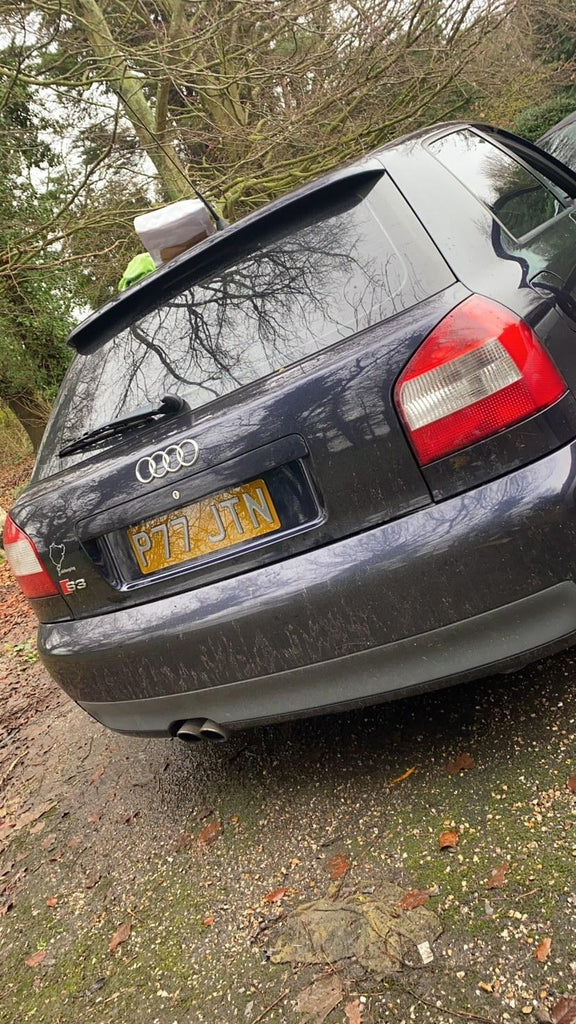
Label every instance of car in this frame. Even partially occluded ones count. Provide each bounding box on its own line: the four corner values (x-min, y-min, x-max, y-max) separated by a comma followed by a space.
538, 110, 576, 171
5, 121, 576, 743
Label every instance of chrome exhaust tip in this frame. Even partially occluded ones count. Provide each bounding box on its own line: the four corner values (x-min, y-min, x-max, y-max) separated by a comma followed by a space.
175, 719, 204, 743
200, 719, 229, 742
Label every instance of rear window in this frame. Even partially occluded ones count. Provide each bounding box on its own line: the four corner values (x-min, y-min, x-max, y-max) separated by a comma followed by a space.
36, 174, 452, 480
430, 129, 567, 239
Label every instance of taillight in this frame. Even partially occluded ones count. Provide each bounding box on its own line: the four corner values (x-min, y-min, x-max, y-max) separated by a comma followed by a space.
3, 514, 59, 599
394, 295, 567, 466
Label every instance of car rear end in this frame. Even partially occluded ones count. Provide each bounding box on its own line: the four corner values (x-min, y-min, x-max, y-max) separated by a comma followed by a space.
7, 125, 576, 738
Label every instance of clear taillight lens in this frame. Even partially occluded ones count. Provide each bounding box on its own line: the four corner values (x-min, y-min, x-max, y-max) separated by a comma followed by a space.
3, 514, 59, 599
394, 295, 567, 465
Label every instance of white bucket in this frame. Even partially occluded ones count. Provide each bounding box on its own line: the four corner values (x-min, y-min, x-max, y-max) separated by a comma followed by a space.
134, 199, 215, 267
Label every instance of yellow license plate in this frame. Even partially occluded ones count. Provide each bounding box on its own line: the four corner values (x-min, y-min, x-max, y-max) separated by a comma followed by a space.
128, 478, 281, 575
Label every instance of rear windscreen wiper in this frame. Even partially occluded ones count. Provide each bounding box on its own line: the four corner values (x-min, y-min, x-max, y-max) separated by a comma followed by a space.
59, 394, 188, 458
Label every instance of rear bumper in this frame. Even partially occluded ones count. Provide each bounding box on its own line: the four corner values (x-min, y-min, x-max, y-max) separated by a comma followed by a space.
78, 583, 576, 734
39, 441, 576, 735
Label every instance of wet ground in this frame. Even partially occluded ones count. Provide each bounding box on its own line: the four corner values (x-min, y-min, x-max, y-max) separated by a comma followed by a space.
1, 462, 575, 1024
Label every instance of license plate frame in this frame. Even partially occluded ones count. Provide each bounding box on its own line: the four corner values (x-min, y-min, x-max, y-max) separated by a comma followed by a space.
127, 478, 281, 575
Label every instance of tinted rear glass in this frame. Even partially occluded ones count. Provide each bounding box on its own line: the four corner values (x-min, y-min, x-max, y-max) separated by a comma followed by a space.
430, 129, 566, 238
36, 173, 452, 480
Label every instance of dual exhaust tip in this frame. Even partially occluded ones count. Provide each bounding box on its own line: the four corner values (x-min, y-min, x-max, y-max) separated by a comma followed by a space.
175, 718, 229, 743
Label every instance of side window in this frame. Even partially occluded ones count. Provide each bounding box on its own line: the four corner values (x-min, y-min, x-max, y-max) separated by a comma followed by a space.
491, 181, 560, 237
429, 129, 568, 240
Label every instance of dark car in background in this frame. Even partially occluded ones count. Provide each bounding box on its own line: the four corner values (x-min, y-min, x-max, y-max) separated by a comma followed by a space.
5, 122, 576, 743
538, 111, 576, 171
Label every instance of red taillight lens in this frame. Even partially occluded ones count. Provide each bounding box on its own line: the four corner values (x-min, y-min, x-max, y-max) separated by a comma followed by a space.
3, 514, 59, 599
394, 295, 567, 466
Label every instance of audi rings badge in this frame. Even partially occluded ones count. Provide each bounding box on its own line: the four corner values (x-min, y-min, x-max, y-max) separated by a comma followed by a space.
135, 439, 199, 483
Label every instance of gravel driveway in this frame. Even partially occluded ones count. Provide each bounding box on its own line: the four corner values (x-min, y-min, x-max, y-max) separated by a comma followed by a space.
1, 482, 575, 1024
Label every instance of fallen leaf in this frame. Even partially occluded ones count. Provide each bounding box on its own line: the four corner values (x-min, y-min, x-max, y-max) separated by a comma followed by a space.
196, 804, 214, 822
0, 866, 26, 902
108, 921, 131, 952
46, 897, 58, 908
197, 820, 221, 848
551, 998, 576, 1024
446, 753, 475, 775
536, 937, 552, 963
264, 887, 288, 904
567, 775, 576, 793
202, 915, 215, 926
15, 802, 56, 834
389, 766, 416, 786
295, 973, 344, 1023
344, 998, 364, 1023
325, 854, 350, 880
174, 833, 190, 851
84, 978, 107, 998
122, 811, 140, 825
439, 830, 459, 850
84, 974, 106, 999
29, 820, 45, 835
487, 861, 510, 889
40, 834, 57, 851
85, 871, 101, 890
0, 900, 14, 916
25, 949, 47, 968
89, 766, 104, 784
0, 823, 14, 844
87, 810, 102, 824
398, 889, 430, 911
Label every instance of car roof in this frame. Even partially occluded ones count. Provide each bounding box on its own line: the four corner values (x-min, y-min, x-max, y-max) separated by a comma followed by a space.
539, 110, 576, 144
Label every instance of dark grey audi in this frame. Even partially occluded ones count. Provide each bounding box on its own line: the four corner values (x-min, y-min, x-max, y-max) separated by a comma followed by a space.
6, 122, 576, 742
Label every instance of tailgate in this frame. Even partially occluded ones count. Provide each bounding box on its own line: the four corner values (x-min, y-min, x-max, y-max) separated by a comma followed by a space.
14, 171, 463, 620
